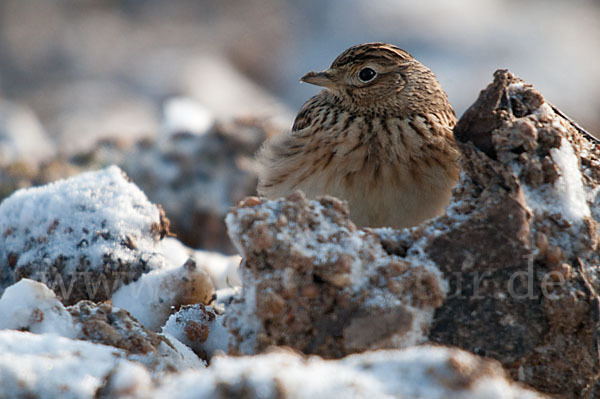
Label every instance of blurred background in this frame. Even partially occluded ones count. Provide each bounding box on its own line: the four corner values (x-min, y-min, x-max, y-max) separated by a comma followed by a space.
1, 0, 599, 252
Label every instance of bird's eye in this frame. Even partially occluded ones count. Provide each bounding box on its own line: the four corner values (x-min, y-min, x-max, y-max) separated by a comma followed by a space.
358, 67, 377, 82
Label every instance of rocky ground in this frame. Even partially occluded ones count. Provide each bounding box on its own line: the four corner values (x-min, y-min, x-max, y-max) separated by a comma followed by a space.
1, 70, 599, 398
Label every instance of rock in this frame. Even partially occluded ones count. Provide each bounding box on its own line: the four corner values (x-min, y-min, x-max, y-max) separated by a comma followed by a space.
224, 192, 447, 357
0, 279, 75, 338
121, 117, 275, 253
0, 278, 203, 374
0, 166, 171, 304
111, 258, 216, 331
0, 329, 152, 399
162, 303, 230, 362
69, 301, 204, 373
153, 345, 547, 398
360, 69, 600, 398
420, 70, 600, 398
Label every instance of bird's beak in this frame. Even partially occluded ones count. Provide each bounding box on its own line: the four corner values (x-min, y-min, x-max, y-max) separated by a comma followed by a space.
300, 69, 337, 88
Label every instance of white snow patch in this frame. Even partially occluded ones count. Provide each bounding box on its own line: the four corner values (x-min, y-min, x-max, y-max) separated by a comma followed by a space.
549, 137, 590, 221
111, 268, 175, 331
0, 100, 56, 166
163, 305, 231, 359
0, 279, 75, 338
0, 165, 168, 281
227, 197, 450, 353
161, 97, 214, 139
158, 237, 241, 289
0, 330, 126, 399
153, 346, 545, 399
193, 250, 241, 290
201, 315, 230, 357
153, 333, 206, 370
108, 361, 153, 397
515, 136, 590, 231
111, 261, 214, 331
157, 237, 191, 270
535, 102, 554, 119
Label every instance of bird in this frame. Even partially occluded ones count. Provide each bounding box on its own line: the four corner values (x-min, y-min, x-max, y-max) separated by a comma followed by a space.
256, 42, 460, 229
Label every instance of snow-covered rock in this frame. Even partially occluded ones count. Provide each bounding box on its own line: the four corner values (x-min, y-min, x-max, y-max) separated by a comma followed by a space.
0, 279, 75, 337
0, 165, 171, 304
68, 301, 204, 373
424, 70, 600, 397
112, 258, 215, 331
152, 346, 547, 399
0, 330, 151, 399
163, 304, 230, 361
0, 278, 204, 375
225, 193, 447, 357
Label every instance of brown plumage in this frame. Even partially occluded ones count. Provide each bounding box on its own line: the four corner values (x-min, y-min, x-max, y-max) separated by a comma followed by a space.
257, 42, 460, 228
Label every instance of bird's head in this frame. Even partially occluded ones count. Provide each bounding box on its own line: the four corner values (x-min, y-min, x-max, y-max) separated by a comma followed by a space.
301, 42, 450, 116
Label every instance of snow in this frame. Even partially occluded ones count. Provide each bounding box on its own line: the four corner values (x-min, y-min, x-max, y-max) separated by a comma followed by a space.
163, 305, 231, 359
0, 276, 204, 380
148, 333, 206, 371
193, 250, 241, 289
107, 361, 153, 397
111, 259, 214, 331
0, 330, 126, 399
229, 269, 262, 354
160, 97, 214, 139
518, 135, 591, 229
157, 237, 191, 270
226, 196, 450, 355
0, 279, 75, 338
111, 237, 239, 332
549, 137, 591, 222
158, 237, 242, 290
0, 165, 168, 294
111, 267, 182, 331
0, 100, 56, 167
152, 346, 545, 399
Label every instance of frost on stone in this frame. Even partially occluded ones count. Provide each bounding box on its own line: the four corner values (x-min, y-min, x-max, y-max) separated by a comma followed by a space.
0, 329, 144, 399
0, 165, 171, 304
0, 279, 75, 338
111, 258, 215, 331
547, 137, 591, 221
68, 301, 204, 373
0, 277, 203, 379
163, 304, 231, 362
416, 69, 600, 398
224, 193, 447, 358
153, 346, 547, 399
